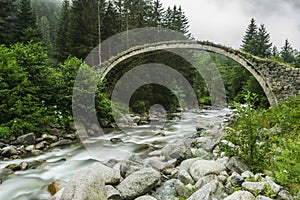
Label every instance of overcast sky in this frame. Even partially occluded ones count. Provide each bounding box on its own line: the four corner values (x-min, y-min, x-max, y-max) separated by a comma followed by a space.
160, 0, 300, 50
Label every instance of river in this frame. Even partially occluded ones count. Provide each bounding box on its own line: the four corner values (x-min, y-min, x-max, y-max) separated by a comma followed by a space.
0, 107, 231, 200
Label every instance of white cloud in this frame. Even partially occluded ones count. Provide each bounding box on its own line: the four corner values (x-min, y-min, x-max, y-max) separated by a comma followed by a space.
160, 0, 300, 50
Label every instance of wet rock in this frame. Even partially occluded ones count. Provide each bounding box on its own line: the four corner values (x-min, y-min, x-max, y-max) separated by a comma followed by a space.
119, 160, 144, 177
91, 162, 121, 185
16, 132, 36, 145
5, 164, 21, 171
187, 180, 226, 200
190, 160, 226, 181
242, 181, 267, 194
61, 165, 107, 200
50, 139, 72, 148
1, 146, 18, 157
42, 134, 58, 142
36, 141, 47, 150
48, 180, 67, 196
110, 138, 123, 144
154, 179, 182, 200
25, 145, 35, 151
226, 156, 250, 174
105, 185, 121, 200
64, 134, 76, 140
0, 141, 6, 148
117, 168, 161, 199
31, 149, 43, 155
161, 140, 191, 161
132, 116, 141, 124
135, 195, 157, 200
223, 190, 255, 200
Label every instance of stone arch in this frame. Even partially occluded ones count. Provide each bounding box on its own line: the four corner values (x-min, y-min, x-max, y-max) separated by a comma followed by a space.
99, 41, 300, 107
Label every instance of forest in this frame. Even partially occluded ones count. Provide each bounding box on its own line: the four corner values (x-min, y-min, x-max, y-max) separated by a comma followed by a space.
0, 0, 299, 138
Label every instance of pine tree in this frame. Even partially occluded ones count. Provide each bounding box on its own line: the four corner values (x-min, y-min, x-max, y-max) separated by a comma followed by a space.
280, 39, 295, 64
0, 0, 17, 44
56, 0, 71, 61
15, 0, 41, 43
149, 0, 164, 27
102, 1, 121, 40
256, 24, 272, 58
241, 18, 258, 55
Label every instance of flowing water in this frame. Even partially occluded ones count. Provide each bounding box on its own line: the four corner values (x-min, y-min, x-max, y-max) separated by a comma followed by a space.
0, 108, 231, 200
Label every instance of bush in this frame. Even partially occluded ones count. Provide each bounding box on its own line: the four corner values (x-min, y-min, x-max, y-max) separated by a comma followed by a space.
221, 92, 300, 194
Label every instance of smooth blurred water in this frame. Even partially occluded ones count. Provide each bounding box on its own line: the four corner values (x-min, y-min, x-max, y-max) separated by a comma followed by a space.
0, 108, 231, 200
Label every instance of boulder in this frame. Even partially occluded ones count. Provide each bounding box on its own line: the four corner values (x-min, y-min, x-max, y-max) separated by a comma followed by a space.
225, 156, 250, 174
190, 160, 226, 181
36, 141, 47, 150
135, 195, 157, 200
61, 165, 107, 200
154, 179, 182, 200
223, 190, 256, 200
178, 169, 194, 185
161, 140, 191, 161
194, 174, 218, 190
1, 146, 18, 157
228, 172, 244, 186
25, 145, 35, 151
105, 185, 121, 200
91, 162, 121, 185
48, 180, 66, 196
187, 180, 226, 200
242, 181, 267, 194
16, 132, 36, 145
117, 168, 161, 199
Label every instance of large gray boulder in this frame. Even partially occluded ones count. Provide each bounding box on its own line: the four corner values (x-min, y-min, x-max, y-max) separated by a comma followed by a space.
190, 160, 226, 181
16, 132, 35, 145
225, 156, 250, 174
154, 179, 182, 200
223, 190, 256, 200
117, 168, 161, 200
187, 180, 226, 200
91, 162, 121, 185
60, 165, 107, 200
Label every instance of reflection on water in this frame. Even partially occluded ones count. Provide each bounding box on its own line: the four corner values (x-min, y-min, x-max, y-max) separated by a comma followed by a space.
0, 108, 231, 200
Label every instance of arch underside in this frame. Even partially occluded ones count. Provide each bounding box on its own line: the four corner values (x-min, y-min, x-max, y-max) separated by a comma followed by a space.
100, 42, 278, 107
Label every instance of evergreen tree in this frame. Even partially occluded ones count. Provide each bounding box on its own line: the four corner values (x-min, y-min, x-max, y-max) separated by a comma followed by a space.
149, 0, 164, 27
281, 39, 294, 64
0, 0, 17, 44
102, 0, 122, 40
256, 24, 272, 58
15, 0, 41, 43
241, 18, 258, 55
56, 0, 71, 61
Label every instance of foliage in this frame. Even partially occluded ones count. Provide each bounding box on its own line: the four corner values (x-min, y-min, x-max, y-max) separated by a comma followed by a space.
222, 92, 300, 194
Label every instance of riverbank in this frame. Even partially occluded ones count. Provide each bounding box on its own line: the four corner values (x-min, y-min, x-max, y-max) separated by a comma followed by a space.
0, 123, 79, 161
50, 107, 295, 200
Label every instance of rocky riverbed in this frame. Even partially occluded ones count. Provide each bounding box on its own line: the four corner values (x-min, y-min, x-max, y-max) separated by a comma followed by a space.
0, 108, 296, 199
49, 108, 294, 200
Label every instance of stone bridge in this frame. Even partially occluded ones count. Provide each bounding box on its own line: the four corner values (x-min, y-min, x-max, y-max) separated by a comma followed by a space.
97, 40, 300, 107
